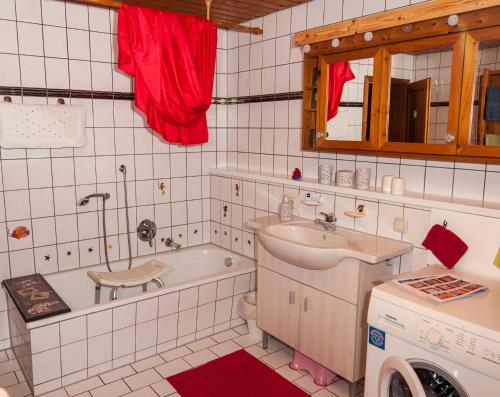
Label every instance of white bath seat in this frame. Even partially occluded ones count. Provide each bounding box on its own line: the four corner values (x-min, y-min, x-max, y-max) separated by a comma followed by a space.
87, 260, 169, 287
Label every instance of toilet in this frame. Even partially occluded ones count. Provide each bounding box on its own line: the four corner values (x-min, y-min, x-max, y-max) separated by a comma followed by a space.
237, 291, 263, 340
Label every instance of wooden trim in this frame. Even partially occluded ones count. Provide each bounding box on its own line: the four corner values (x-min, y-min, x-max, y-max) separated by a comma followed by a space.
65, 0, 263, 34
295, 0, 500, 46
458, 26, 500, 158
377, 33, 464, 156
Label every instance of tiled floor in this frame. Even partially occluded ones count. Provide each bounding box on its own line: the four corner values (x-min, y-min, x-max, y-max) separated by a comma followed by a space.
0, 325, 364, 397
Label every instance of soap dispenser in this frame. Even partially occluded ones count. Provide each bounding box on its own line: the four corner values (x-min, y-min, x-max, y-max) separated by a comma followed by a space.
279, 195, 293, 222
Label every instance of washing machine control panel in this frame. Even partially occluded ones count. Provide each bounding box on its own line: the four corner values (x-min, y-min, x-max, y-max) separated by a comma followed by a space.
417, 316, 500, 380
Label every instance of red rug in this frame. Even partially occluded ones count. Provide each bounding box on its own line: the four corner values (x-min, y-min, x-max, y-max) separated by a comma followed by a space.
167, 349, 309, 397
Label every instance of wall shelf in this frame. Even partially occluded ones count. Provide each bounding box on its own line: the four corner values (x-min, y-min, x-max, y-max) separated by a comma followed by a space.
210, 168, 500, 219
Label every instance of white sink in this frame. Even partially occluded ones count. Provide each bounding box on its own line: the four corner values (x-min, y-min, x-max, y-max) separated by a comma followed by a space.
253, 218, 413, 270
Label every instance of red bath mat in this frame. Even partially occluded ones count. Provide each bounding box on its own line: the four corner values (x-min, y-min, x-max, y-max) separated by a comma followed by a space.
167, 349, 309, 397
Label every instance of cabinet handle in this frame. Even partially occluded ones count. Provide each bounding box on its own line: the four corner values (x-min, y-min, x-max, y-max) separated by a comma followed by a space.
289, 291, 295, 305
304, 297, 308, 312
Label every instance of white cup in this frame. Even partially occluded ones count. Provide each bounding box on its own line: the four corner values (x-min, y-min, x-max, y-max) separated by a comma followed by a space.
382, 175, 395, 193
355, 168, 371, 190
391, 177, 406, 195
319, 164, 333, 185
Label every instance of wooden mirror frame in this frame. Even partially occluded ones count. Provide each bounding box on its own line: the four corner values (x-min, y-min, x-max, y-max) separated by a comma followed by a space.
458, 26, 500, 158
376, 33, 466, 156
313, 47, 383, 152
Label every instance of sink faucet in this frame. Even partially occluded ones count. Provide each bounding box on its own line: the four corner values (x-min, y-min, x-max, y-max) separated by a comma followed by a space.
165, 237, 181, 249
315, 212, 337, 231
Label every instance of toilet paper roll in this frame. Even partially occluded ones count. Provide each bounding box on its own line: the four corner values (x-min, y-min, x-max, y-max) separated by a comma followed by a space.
382, 175, 395, 193
391, 177, 406, 195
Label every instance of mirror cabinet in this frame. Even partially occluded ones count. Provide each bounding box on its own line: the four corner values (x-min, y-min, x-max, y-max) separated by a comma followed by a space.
302, 8, 500, 162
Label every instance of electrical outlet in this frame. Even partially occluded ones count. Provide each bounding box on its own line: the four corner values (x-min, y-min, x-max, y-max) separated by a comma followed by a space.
393, 216, 408, 233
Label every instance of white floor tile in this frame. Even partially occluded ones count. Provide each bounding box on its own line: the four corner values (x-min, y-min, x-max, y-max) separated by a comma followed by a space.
150, 379, 177, 397
233, 333, 261, 348
100, 366, 136, 385
159, 346, 191, 363
186, 337, 217, 352
0, 372, 18, 388
183, 349, 218, 367
260, 349, 292, 369
40, 389, 69, 397
244, 344, 269, 359
233, 324, 249, 334
275, 364, 303, 382
122, 386, 157, 397
294, 374, 323, 394
4, 382, 31, 397
65, 377, 104, 396
89, 379, 130, 397
313, 388, 337, 396
211, 329, 239, 343
123, 369, 162, 391
154, 358, 191, 378
327, 378, 351, 397
209, 340, 242, 357
131, 356, 164, 373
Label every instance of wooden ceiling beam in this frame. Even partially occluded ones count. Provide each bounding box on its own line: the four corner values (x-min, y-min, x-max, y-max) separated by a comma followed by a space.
125, 0, 261, 21
65, 0, 263, 34
295, 0, 500, 45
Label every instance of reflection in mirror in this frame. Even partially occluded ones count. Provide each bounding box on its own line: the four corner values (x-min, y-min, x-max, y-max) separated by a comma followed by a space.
386, 47, 453, 144
469, 39, 500, 146
326, 58, 373, 141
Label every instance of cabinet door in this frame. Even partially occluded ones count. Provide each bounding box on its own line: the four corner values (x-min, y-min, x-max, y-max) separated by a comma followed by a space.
256, 267, 301, 349
299, 285, 357, 381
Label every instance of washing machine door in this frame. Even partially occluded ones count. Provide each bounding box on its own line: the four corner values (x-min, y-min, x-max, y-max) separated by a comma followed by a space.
378, 357, 469, 397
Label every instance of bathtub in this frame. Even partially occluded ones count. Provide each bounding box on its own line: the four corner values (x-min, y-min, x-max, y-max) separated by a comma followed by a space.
6, 244, 256, 396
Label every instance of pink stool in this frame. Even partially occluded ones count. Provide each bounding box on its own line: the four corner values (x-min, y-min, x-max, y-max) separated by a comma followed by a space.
289, 350, 341, 386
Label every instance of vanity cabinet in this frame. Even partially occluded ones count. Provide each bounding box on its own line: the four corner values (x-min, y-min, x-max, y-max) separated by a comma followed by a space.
257, 267, 301, 349
256, 242, 393, 382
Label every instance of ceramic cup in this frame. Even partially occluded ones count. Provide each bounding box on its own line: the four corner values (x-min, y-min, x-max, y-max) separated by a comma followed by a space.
319, 164, 333, 185
336, 170, 354, 187
382, 175, 395, 193
355, 168, 371, 190
391, 177, 406, 195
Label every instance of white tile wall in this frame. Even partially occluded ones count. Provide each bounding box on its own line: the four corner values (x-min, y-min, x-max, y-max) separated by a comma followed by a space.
0, 0, 228, 349
211, 0, 500, 282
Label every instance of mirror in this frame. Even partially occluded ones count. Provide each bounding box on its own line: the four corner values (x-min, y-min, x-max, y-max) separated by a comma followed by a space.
386, 45, 454, 144
468, 38, 500, 146
325, 58, 374, 141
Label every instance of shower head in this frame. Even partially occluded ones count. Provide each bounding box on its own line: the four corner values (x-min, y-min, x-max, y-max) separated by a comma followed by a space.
119, 165, 127, 174
78, 193, 110, 206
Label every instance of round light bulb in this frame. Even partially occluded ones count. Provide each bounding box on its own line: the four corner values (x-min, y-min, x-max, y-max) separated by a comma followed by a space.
331, 38, 340, 48
302, 44, 311, 53
402, 24, 413, 33
364, 31, 373, 42
447, 14, 459, 27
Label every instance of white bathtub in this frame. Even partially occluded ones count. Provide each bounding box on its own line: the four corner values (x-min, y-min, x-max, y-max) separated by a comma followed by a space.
7, 244, 256, 396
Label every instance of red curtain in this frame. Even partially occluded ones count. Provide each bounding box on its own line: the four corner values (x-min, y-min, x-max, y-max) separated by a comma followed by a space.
327, 62, 355, 120
118, 4, 217, 145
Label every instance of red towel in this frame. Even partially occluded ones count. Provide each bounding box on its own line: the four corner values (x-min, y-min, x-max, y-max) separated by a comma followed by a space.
422, 224, 468, 269
327, 61, 355, 120
118, 4, 217, 145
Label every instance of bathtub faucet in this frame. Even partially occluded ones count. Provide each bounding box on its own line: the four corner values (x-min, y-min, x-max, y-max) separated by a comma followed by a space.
165, 237, 181, 250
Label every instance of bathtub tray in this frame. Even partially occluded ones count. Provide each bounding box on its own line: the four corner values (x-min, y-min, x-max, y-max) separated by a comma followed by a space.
2, 274, 71, 322
87, 260, 169, 287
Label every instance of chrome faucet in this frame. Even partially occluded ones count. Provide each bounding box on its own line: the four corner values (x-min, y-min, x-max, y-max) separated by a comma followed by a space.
315, 212, 337, 231
165, 237, 181, 250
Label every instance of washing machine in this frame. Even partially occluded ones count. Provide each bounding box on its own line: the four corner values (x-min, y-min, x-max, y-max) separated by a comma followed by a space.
364, 265, 500, 397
